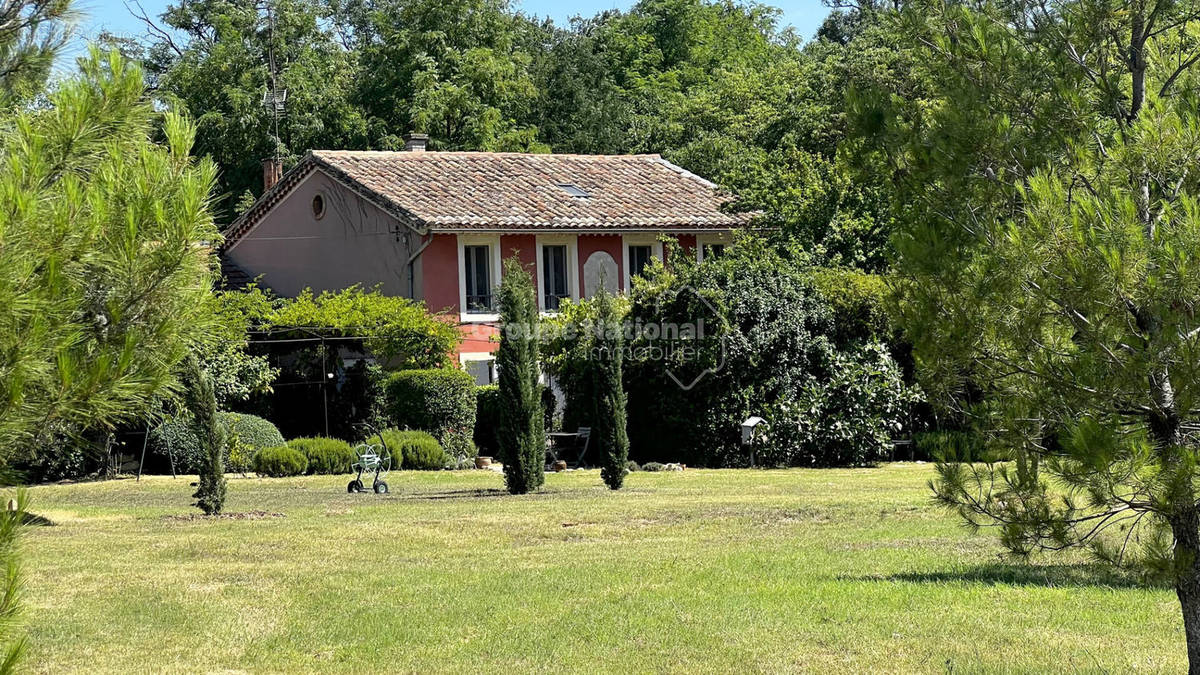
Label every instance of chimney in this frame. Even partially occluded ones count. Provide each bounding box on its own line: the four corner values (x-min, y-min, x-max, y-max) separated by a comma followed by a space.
403, 133, 429, 152
262, 157, 283, 191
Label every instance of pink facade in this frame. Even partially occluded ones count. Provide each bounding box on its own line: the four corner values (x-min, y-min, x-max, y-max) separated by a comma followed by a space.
500, 234, 538, 295
577, 234, 624, 295
419, 234, 460, 315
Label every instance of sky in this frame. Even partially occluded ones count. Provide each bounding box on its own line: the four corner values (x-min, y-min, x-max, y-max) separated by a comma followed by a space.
74, 0, 833, 46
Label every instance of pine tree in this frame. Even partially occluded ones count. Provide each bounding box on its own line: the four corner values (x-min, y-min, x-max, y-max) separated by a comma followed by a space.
591, 287, 629, 490
856, 0, 1200, 669
0, 491, 30, 673
183, 355, 226, 515
0, 48, 220, 460
496, 258, 544, 495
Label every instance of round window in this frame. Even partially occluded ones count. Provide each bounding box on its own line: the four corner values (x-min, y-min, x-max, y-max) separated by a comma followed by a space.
312, 194, 326, 219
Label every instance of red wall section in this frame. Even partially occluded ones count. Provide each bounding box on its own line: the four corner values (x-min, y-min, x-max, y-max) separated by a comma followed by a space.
500, 234, 537, 295
670, 234, 697, 265
422, 233, 460, 314
459, 323, 499, 356
577, 234, 623, 295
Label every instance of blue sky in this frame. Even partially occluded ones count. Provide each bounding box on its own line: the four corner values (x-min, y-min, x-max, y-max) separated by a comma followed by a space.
74, 0, 832, 45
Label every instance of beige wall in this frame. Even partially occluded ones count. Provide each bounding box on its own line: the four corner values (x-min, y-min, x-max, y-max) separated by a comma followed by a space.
225, 170, 418, 298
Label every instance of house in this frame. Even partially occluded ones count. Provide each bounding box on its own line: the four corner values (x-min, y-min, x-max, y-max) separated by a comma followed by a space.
220, 134, 754, 383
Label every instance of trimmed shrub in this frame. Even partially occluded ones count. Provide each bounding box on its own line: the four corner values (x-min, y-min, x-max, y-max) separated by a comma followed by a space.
474, 384, 501, 455
289, 437, 355, 475
252, 445, 309, 477
149, 412, 284, 474
148, 418, 205, 473
385, 369, 477, 460
222, 412, 284, 454
373, 428, 446, 470
626, 460, 640, 472
642, 462, 666, 472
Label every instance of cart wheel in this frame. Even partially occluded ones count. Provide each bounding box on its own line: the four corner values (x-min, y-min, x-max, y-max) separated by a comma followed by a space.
373, 481, 389, 494
347, 480, 363, 493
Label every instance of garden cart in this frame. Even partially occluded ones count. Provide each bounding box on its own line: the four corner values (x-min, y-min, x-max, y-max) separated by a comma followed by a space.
347, 426, 392, 494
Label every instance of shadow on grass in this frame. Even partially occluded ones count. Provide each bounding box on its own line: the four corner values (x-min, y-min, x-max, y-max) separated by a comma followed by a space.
395, 488, 511, 501
858, 563, 1155, 590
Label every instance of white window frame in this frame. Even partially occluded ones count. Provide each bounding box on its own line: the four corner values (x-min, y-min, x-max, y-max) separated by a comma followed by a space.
459, 352, 497, 385
458, 234, 502, 323
696, 233, 731, 262
535, 234, 579, 313
621, 235, 665, 292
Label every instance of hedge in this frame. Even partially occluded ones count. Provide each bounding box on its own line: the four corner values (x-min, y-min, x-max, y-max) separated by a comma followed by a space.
385, 369, 476, 459
252, 445, 309, 477
288, 437, 355, 475
474, 385, 501, 455
372, 428, 446, 470
913, 431, 1007, 462
149, 412, 284, 474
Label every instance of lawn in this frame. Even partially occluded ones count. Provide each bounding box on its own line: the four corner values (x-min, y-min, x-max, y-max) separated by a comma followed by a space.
21, 464, 1183, 672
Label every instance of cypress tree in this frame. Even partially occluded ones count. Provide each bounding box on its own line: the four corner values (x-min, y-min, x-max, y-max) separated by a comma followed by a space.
184, 355, 227, 515
592, 287, 629, 489
496, 258, 544, 494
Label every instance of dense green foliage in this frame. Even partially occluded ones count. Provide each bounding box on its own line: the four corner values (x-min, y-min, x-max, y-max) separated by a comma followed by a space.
496, 258, 544, 494
183, 356, 226, 515
251, 445, 308, 477
912, 431, 995, 464
221, 413, 285, 473
473, 385, 501, 456
0, 49, 221, 460
287, 437, 354, 475
218, 286, 456, 440
268, 287, 460, 368
384, 369, 477, 460
149, 412, 282, 474
761, 343, 912, 467
373, 429, 446, 470
608, 237, 910, 467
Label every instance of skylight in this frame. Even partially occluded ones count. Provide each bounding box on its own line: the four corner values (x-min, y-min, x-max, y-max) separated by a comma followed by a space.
558, 183, 591, 198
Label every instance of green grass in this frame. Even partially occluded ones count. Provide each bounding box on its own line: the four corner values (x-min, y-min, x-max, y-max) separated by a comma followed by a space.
21, 464, 1184, 672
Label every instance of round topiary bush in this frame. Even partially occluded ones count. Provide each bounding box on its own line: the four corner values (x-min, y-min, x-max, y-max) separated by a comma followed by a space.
149, 413, 285, 474
372, 428, 446, 470
252, 445, 309, 477
288, 437, 355, 475
385, 369, 476, 460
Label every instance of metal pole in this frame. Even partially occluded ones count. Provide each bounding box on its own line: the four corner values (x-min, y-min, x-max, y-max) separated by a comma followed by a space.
136, 427, 149, 482
321, 337, 329, 437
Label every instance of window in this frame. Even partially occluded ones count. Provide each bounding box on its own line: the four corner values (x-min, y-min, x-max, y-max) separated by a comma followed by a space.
702, 243, 726, 260
542, 244, 570, 310
464, 358, 496, 386
558, 183, 590, 198
311, 194, 326, 219
464, 245, 493, 312
628, 245, 653, 280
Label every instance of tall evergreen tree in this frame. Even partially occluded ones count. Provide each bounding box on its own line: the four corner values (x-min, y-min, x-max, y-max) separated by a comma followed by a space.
496, 258, 544, 495
591, 287, 629, 490
183, 355, 226, 515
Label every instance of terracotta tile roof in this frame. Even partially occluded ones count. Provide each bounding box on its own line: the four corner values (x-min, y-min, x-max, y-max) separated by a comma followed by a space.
223, 151, 754, 247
